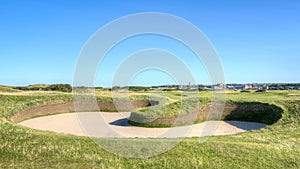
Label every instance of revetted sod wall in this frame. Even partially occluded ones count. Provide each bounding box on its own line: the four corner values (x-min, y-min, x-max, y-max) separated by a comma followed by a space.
12, 100, 158, 122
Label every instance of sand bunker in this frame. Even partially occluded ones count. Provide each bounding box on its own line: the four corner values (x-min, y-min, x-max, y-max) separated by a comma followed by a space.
19, 112, 267, 138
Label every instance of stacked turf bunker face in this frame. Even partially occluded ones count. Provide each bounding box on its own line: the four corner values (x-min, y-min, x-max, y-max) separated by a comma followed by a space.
129, 99, 283, 127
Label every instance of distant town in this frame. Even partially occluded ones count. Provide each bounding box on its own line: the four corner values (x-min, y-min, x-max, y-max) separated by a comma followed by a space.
10, 83, 300, 93
151, 83, 300, 91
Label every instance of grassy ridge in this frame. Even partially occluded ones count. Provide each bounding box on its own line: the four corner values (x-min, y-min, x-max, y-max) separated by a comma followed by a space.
0, 94, 73, 119
0, 90, 299, 168
0, 86, 21, 93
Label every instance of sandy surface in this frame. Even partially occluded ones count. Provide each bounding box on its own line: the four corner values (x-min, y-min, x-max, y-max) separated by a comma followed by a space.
19, 112, 267, 138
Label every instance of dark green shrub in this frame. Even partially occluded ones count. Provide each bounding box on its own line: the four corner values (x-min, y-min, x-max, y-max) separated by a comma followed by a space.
46, 84, 72, 92
240, 90, 251, 93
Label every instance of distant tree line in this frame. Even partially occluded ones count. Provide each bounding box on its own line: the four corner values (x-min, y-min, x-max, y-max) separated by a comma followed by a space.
111, 86, 151, 91
14, 84, 72, 93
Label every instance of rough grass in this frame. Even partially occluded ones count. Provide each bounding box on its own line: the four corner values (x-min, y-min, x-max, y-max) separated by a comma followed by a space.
0, 86, 21, 93
0, 90, 299, 168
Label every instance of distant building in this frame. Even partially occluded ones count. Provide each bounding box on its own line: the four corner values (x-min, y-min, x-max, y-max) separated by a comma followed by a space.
244, 84, 253, 90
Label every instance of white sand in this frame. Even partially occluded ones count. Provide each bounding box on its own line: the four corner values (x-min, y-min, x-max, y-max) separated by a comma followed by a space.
19, 112, 267, 138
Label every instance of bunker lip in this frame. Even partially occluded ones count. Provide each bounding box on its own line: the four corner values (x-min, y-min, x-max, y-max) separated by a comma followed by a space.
11, 100, 156, 123
19, 112, 267, 138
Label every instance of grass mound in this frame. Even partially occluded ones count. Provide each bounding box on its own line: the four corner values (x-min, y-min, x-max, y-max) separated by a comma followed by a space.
0, 86, 21, 93
129, 99, 283, 127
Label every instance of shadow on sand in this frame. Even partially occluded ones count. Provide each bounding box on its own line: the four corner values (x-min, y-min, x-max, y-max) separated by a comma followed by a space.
109, 118, 131, 127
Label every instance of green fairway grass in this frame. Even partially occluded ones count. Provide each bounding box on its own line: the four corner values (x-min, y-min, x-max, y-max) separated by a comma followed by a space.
0, 89, 299, 168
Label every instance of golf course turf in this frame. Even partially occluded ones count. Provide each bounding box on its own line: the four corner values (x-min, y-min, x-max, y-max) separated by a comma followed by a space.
0, 89, 299, 168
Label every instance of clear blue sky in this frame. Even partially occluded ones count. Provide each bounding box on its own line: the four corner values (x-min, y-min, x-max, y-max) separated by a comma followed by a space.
0, 0, 299, 87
